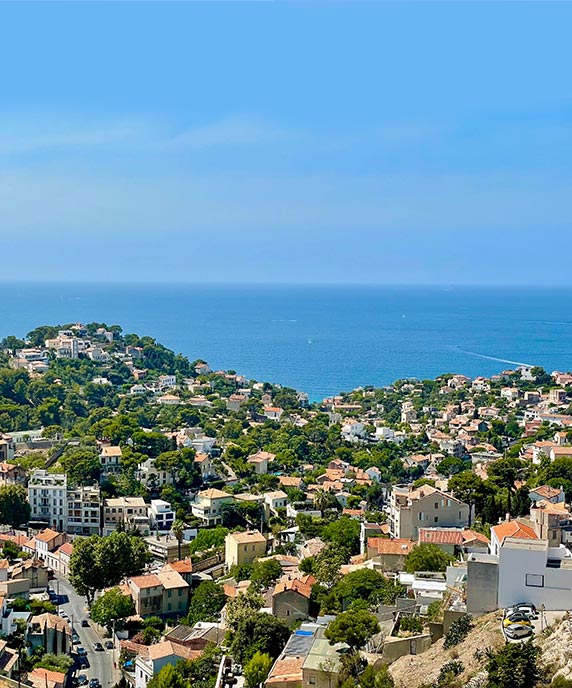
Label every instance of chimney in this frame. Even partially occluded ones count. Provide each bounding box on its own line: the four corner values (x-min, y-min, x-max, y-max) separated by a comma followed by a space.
505, 513, 511, 522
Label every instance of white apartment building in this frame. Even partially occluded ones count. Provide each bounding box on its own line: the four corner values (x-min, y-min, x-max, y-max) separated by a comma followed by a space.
66, 485, 101, 535
149, 500, 176, 532
28, 470, 67, 532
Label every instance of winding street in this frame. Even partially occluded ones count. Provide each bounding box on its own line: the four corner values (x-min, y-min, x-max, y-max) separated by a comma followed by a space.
53, 574, 121, 688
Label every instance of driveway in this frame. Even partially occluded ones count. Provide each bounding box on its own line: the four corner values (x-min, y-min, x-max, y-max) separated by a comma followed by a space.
53, 574, 120, 688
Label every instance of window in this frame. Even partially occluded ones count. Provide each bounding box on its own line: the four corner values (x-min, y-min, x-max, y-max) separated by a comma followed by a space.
434, 502, 439, 509
434, 516, 438, 523
526, 574, 544, 587
309, 678, 316, 685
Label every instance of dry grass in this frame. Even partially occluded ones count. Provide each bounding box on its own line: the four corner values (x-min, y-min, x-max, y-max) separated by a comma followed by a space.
388, 612, 505, 688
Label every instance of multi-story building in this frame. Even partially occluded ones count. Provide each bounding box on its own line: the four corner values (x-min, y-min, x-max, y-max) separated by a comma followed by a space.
103, 497, 149, 535
529, 501, 572, 547
149, 499, 176, 532
0, 434, 15, 463
28, 470, 67, 532
136, 457, 173, 489
127, 575, 164, 616
388, 484, 469, 540
224, 530, 267, 569
191, 488, 234, 526
0, 461, 26, 486
99, 445, 122, 480
66, 485, 101, 535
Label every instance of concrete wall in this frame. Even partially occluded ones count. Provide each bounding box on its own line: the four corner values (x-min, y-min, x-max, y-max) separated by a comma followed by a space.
381, 634, 432, 663
467, 558, 499, 615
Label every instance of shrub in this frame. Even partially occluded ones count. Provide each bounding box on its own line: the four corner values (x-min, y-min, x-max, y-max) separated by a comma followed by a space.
436, 660, 464, 686
399, 615, 424, 635
443, 615, 473, 649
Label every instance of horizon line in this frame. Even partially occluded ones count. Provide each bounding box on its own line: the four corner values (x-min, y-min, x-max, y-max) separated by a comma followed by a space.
0, 279, 571, 289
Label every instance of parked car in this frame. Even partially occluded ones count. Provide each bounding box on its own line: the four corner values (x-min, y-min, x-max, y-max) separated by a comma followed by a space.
76, 647, 87, 657
104, 641, 113, 650
89, 679, 101, 688
59, 611, 68, 619
504, 623, 533, 640
503, 614, 532, 627
77, 676, 88, 686
81, 619, 89, 627
94, 642, 104, 652
506, 604, 537, 619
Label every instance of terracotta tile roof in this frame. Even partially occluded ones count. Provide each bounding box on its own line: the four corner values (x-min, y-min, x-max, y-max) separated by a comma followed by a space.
35, 528, 61, 543
100, 445, 122, 457
157, 569, 188, 590
530, 485, 564, 499
223, 580, 251, 598
128, 574, 162, 589
461, 529, 490, 545
227, 530, 266, 544
533, 499, 570, 515
492, 520, 538, 544
198, 488, 231, 499
278, 476, 304, 488
273, 575, 316, 599
147, 640, 201, 661
419, 528, 464, 546
30, 613, 70, 634
367, 538, 415, 556
167, 558, 193, 574
29, 668, 66, 688
265, 656, 305, 684
57, 542, 73, 556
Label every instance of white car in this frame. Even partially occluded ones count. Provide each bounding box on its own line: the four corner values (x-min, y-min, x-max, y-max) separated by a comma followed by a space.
504, 623, 533, 640
506, 604, 537, 620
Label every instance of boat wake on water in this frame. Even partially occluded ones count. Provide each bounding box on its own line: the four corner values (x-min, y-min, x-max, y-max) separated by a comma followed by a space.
448, 345, 534, 368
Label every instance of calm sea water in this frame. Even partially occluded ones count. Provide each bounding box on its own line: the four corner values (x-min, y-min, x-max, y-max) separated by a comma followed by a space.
0, 283, 571, 400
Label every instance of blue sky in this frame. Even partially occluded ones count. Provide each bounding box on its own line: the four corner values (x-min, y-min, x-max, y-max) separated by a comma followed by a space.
1, 2, 571, 284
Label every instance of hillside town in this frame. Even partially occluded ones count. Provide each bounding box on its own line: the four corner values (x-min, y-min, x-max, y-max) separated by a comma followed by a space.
1, 323, 572, 688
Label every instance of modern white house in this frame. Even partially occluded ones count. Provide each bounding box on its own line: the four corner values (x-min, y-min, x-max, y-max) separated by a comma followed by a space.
149, 499, 176, 532
497, 537, 572, 610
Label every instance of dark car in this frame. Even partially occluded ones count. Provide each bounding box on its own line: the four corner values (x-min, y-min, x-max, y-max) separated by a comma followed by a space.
105, 641, 113, 650
89, 680, 100, 688
77, 676, 88, 686
76, 647, 87, 657
94, 642, 104, 652
81, 620, 89, 627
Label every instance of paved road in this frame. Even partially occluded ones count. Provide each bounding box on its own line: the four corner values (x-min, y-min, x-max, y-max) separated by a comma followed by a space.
53, 574, 120, 688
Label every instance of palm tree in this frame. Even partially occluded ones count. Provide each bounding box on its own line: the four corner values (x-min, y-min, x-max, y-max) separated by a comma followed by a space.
171, 519, 185, 560
313, 488, 330, 518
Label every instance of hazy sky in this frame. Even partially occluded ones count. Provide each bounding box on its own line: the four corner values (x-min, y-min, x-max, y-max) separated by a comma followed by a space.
1, 2, 571, 284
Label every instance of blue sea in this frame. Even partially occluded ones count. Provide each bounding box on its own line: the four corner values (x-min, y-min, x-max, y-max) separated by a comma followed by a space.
1, 283, 572, 400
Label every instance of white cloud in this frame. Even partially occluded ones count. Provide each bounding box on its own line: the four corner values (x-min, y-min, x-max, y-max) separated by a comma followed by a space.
163, 116, 291, 149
